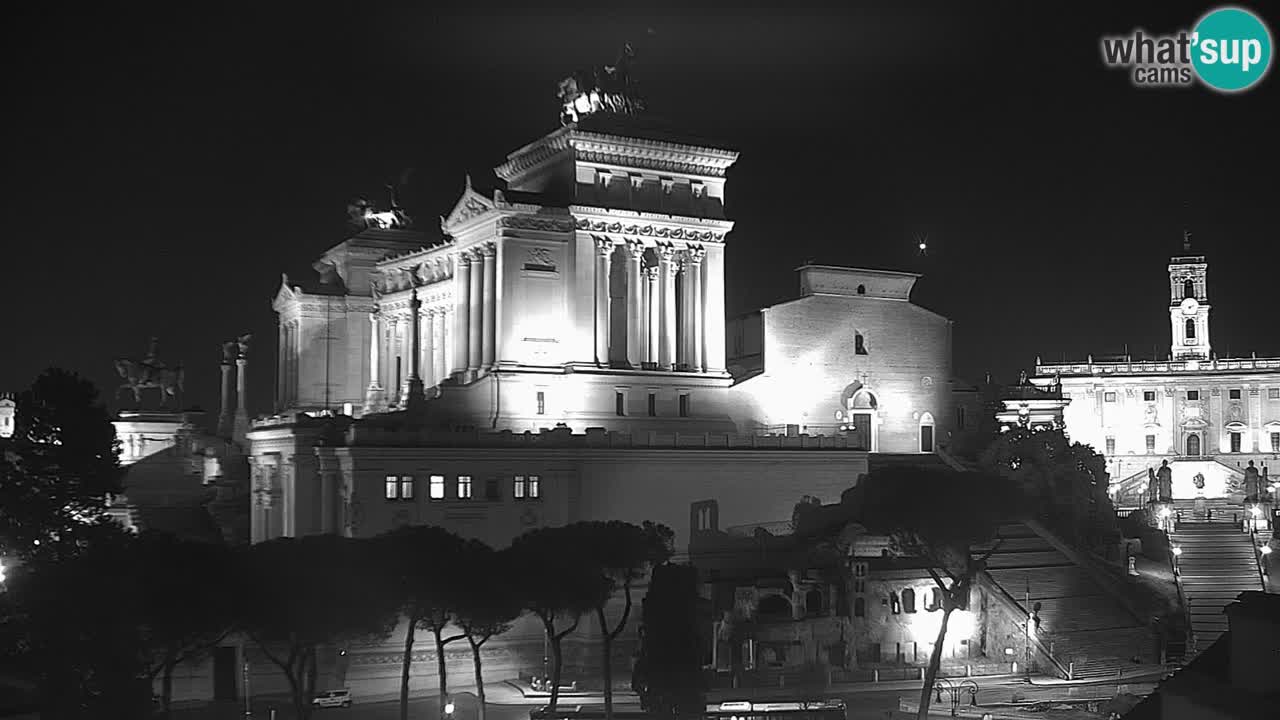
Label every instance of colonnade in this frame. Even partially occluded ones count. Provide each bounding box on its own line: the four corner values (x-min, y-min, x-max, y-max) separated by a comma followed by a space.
595, 238, 708, 371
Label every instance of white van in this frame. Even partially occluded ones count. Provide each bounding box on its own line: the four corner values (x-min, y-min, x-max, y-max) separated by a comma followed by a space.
313, 689, 352, 708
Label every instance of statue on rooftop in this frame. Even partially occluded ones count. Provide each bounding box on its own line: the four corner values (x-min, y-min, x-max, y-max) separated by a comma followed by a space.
115, 337, 184, 409
558, 42, 646, 125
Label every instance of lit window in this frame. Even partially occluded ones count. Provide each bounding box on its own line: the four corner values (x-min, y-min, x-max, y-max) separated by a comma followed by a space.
528, 475, 541, 499
385, 475, 398, 500
457, 475, 472, 499
1229, 389, 1241, 400
1146, 435, 1156, 454
1105, 437, 1116, 456
513, 475, 526, 499
679, 394, 689, 418
429, 475, 445, 500
399, 475, 414, 500
1104, 392, 1116, 403
889, 592, 900, 615
1143, 391, 1156, 402
1187, 390, 1200, 401
536, 391, 545, 415
648, 393, 656, 417
1230, 432, 1242, 453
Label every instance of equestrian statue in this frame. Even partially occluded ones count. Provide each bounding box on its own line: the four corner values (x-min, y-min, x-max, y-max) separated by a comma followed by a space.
115, 337, 184, 408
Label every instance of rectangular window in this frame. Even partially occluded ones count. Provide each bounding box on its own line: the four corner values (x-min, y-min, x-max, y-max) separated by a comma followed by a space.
1272, 432, 1280, 453
485, 477, 500, 501
1105, 437, 1116, 456
536, 391, 545, 415
1104, 392, 1116, 403
1270, 388, 1280, 399
679, 394, 690, 418
385, 475, 398, 500
956, 406, 966, 430
1229, 389, 1242, 400
429, 474, 445, 500
528, 475, 541, 499
648, 393, 656, 417
399, 475, 414, 500
615, 391, 625, 416
1146, 435, 1156, 454
1143, 391, 1156, 402
1187, 390, 1200, 401
1230, 432, 1242, 453
513, 475, 526, 499
457, 475, 472, 499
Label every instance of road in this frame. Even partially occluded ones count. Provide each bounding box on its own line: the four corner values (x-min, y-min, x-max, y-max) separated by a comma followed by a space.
170, 677, 1155, 720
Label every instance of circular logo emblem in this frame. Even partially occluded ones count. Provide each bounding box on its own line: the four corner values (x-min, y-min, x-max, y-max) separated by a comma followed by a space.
1192, 7, 1273, 92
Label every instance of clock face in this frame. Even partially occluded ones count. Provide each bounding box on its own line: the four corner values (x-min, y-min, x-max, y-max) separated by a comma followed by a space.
1181, 297, 1199, 315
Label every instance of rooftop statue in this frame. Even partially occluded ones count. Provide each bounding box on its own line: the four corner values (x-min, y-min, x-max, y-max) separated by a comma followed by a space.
115, 337, 184, 409
346, 169, 415, 232
559, 42, 646, 126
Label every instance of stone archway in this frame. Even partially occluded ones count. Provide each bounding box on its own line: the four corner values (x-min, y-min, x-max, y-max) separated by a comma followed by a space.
1186, 433, 1201, 456
840, 383, 880, 452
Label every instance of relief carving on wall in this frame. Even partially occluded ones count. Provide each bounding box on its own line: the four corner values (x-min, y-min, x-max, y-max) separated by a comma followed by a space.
573, 218, 725, 242
527, 247, 554, 268
1144, 404, 1158, 425
1229, 404, 1242, 421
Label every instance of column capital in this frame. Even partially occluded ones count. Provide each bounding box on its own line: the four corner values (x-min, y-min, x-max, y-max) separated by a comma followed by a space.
480, 241, 496, 257
625, 238, 646, 259
686, 244, 707, 264
644, 265, 660, 280
593, 234, 614, 256
657, 243, 678, 263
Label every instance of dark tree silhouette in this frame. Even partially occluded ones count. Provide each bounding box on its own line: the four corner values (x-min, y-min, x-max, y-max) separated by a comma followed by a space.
631, 562, 707, 719
451, 543, 523, 720
1, 368, 122, 562
236, 536, 399, 720
509, 525, 612, 713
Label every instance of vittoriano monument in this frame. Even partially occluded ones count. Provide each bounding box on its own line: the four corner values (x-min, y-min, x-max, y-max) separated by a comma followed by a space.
115, 336, 185, 408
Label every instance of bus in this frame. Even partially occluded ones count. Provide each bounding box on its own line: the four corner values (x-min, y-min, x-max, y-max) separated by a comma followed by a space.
705, 700, 848, 720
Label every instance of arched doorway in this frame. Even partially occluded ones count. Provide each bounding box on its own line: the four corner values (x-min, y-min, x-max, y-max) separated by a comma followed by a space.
1186, 433, 1201, 456
845, 389, 879, 452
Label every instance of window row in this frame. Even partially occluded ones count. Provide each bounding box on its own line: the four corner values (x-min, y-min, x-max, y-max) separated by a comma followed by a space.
384, 474, 542, 502
1105, 388, 1280, 402
532, 390, 692, 417
850, 586, 946, 618
1107, 432, 1280, 455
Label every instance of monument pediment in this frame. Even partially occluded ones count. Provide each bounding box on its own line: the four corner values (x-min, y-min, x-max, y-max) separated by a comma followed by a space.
442, 182, 497, 232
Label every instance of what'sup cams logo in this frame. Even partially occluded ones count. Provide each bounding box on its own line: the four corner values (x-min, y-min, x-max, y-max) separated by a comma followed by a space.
1101, 6, 1272, 92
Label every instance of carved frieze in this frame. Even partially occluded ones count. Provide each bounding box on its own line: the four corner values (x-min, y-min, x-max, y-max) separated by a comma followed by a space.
498, 215, 576, 233
452, 197, 491, 225
574, 217, 724, 243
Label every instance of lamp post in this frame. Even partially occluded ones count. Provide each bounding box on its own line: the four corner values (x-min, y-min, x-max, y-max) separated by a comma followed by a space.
243, 658, 251, 719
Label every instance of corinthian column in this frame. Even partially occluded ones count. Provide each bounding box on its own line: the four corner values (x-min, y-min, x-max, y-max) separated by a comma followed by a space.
453, 253, 470, 377
626, 239, 645, 368
594, 236, 612, 367
481, 243, 496, 372
645, 266, 660, 365
275, 323, 286, 411
403, 288, 425, 410
363, 309, 384, 413
687, 246, 706, 372
658, 245, 677, 370
434, 309, 447, 392
467, 252, 483, 375
422, 308, 435, 389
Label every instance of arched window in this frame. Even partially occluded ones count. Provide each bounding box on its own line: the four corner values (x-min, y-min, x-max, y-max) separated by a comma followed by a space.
854, 597, 866, 617
855, 333, 868, 355
850, 390, 878, 410
926, 587, 943, 612
919, 412, 936, 453
902, 588, 916, 613
1183, 279, 1194, 299
1185, 318, 1196, 340
889, 591, 900, 614
1186, 433, 1201, 456
856, 284, 866, 295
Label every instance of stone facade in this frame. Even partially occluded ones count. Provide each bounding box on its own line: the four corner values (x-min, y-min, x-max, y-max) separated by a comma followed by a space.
1034, 249, 1280, 495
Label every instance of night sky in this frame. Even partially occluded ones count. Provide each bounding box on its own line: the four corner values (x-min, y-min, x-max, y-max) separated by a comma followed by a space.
4, 2, 1277, 416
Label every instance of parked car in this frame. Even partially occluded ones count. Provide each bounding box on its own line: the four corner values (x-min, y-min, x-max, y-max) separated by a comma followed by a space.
313, 689, 352, 709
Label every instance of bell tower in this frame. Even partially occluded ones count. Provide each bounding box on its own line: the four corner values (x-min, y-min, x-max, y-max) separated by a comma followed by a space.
1168, 231, 1211, 361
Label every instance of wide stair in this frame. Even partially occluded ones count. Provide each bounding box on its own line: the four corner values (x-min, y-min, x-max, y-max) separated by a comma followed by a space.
1170, 497, 1237, 524
1171, 520, 1263, 652
979, 523, 1154, 680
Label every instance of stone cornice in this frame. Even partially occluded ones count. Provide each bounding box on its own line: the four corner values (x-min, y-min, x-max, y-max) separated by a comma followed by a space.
494, 127, 739, 182
493, 128, 574, 182
571, 205, 732, 244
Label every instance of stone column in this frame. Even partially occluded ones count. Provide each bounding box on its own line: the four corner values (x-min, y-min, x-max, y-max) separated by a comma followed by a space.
468, 252, 483, 375
676, 257, 689, 369
1249, 388, 1262, 452
626, 239, 644, 368
387, 315, 401, 405
687, 246, 706, 372
402, 288, 425, 410
453, 253, 470, 376
422, 308, 435, 389
234, 349, 249, 444
218, 360, 234, 438
645, 266, 660, 365
276, 323, 286, 410
481, 243, 496, 371
594, 236, 612, 366
703, 244, 727, 373
658, 245, 677, 370
364, 310, 383, 413
434, 309, 447, 392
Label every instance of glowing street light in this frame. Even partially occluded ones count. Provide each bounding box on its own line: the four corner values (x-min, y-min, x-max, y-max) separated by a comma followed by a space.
1261, 545, 1273, 556
1172, 546, 1182, 557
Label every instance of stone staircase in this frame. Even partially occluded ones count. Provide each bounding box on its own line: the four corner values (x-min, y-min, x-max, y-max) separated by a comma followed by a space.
1170, 497, 1238, 524
978, 523, 1153, 680
1170, 519, 1263, 652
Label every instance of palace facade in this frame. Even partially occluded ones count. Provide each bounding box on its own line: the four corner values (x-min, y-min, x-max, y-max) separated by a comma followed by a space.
1032, 243, 1280, 500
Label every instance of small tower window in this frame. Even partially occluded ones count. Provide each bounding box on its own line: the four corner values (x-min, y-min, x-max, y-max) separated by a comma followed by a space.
1185, 319, 1196, 340
855, 334, 868, 355
1183, 279, 1194, 299
856, 284, 866, 295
